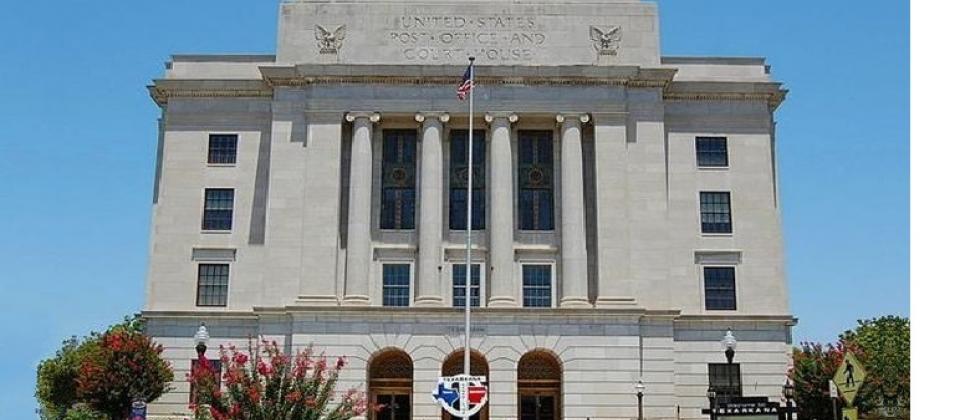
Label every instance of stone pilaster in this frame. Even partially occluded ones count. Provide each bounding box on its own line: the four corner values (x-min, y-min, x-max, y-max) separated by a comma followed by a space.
297, 111, 345, 305
343, 111, 380, 306
415, 112, 449, 306
485, 112, 519, 307
558, 113, 591, 308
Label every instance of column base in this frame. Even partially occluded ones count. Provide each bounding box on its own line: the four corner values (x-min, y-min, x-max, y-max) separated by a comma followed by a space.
341, 295, 371, 306
595, 296, 638, 308
295, 295, 339, 306
487, 297, 519, 308
559, 297, 592, 308
413, 296, 444, 307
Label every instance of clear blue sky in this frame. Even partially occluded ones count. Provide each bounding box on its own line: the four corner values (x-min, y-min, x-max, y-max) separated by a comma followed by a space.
0, 1, 908, 417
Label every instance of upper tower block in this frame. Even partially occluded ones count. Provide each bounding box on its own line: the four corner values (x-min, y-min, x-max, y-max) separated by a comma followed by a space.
276, 0, 661, 66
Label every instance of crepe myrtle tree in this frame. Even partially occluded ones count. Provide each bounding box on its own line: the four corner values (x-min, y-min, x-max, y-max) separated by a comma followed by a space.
76, 327, 174, 420
36, 315, 172, 420
189, 339, 376, 420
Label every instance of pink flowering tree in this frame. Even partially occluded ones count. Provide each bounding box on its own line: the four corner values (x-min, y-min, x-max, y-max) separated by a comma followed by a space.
189, 340, 372, 420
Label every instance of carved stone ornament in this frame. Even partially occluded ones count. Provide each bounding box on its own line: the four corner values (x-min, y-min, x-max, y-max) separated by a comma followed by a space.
315, 24, 346, 54
589, 25, 622, 55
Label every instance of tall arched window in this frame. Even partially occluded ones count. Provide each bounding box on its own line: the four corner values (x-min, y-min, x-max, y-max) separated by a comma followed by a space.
441, 349, 490, 420
368, 348, 413, 420
517, 350, 562, 420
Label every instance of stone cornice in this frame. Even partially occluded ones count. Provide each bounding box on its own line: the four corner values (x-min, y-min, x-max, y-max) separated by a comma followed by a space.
259, 64, 677, 89
141, 308, 796, 325
148, 79, 273, 106
664, 81, 788, 111
147, 68, 788, 112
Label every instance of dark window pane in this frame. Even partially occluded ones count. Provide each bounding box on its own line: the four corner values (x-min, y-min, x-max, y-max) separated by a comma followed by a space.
208, 134, 238, 164
381, 130, 417, 229
449, 130, 486, 230
196, 264, 229, 306
522, 265, 552, 308
700, 192, 732, 234
382, 264, 411, 307
518, 131, 554, 230
202, 189, 234, 231
696, 137, 728, 167
452, 264, 481, 308
708, 363, 742, 398
704, 267, 737, 310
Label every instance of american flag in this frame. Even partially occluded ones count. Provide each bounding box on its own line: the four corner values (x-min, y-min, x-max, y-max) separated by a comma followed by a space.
456, 63, 474, 100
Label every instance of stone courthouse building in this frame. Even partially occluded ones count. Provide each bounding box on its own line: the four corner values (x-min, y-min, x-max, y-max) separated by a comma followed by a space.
143, 0, 793, 419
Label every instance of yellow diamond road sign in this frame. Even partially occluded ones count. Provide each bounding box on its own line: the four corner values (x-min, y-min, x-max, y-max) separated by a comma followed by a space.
833, 352, 867, 404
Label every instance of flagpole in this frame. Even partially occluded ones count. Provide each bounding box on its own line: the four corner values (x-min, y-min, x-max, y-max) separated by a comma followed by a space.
464, 56, 475, 397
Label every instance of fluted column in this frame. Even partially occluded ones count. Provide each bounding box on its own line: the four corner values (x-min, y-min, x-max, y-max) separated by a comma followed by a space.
343, 111, 380, 306
558, 113, 591, 308
485, 112, 519, 307
414, 112, 449, 306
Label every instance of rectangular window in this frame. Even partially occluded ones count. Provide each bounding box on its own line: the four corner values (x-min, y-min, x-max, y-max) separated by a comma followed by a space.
708, 363, 742, 398
704, 267, 737, 310
382, 264, 411, 307
700, 192, 732, 234
452, 264, 481, 308
522, 265, 552, 308
696, 137, 728, 167
202, 188, 234, 231
380, 129, 418, 230
449, 130, 486, 230
208, 134, 238, 164
189, 359, 223, 403
518, 131, 554, 231
196, 264, 229, 307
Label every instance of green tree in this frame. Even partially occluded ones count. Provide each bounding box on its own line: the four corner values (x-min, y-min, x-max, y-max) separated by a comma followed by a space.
789, 316, 910, 420
35, 337, 98, 419
840, 315, 910, 414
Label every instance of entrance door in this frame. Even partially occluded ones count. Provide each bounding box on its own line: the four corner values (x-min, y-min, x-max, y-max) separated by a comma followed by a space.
368, 349, 413, 420
375, 393, 411, 420
517, 351, 562, 420
519, 392, 558, 420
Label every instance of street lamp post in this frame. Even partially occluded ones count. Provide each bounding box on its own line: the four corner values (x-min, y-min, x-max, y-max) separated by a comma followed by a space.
192, 323, 211, 416
707, 388, 717, 420
635, 380, 645, 420
783, 378, 796, 420
194, 323, 209, 360
721, 329, 737, 401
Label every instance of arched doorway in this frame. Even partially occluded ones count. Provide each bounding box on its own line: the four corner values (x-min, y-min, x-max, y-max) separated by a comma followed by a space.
517, 350, 562, 420
368, 348, 413, 420
441, 349, 490, 420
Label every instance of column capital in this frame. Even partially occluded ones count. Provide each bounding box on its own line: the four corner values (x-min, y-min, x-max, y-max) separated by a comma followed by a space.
415, 112, 450, 123
345, 111, 381, 123
556, 113, 590, 124
484, 112, 519, 124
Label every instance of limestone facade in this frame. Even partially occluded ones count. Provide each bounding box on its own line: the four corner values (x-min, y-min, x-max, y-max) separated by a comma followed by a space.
143, 1, 793, 419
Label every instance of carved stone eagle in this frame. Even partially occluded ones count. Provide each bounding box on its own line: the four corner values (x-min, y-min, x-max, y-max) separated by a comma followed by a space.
315, 24, 346, 53
589, 25, 622, 54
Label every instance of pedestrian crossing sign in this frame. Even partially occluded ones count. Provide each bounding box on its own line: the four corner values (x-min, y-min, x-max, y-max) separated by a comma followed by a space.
833, 352, 867, 405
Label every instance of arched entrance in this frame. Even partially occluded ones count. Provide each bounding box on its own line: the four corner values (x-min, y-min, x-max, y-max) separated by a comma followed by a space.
517, 350, 562, 420
441, 349, 490, 420
368, 348, 413, 420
